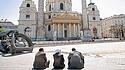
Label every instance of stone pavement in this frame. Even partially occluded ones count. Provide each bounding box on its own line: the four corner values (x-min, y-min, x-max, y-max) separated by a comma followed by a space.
33, 38, 124, 47
1, 42, 125, 70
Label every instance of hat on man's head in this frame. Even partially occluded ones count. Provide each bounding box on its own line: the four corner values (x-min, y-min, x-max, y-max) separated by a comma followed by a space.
55, 49, 61, 54
39, 48, 44, 52
72, 48, 76, 51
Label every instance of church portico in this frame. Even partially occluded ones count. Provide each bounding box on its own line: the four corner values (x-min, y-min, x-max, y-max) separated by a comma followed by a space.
52, 22, 80, 40
49, 12, 81, 40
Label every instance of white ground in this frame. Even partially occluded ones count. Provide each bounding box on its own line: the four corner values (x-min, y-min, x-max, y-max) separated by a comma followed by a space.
0, 41, 125, 70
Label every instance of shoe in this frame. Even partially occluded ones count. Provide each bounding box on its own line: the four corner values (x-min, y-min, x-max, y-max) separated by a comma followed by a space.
46, 60, 50, 68
1, 52, 5, 56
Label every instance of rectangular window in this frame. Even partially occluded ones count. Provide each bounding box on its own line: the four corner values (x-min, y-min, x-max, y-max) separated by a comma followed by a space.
93, 17, 96, 20
26, 15, 30, 19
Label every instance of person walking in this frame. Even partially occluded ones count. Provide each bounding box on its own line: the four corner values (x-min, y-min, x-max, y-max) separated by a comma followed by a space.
33, 48, 50, 69
53, 49, 65, 69
68, 48, 84, 69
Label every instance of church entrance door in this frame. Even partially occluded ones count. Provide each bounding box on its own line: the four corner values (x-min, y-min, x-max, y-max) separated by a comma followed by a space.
64, 30, 67, 38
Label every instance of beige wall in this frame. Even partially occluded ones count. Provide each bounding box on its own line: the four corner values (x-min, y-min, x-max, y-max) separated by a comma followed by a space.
101, 14, 125, 38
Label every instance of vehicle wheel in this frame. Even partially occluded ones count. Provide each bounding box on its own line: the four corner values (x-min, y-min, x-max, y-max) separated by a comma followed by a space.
10, 33, 33, 54
15, 33, 33, 47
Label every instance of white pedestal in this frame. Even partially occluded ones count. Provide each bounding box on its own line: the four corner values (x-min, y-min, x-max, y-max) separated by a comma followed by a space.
81, 29, 93, 41
53, 31, 57, 41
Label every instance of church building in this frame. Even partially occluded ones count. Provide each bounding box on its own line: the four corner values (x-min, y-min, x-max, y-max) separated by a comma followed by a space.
18, 0, 101, 40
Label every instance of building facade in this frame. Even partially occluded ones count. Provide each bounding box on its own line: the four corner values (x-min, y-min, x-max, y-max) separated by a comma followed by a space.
18, 0, 101, 40
0, 19, 17, 31
18, 0, 37, 39
101, 14, 125, 38
87, 3, 101, 39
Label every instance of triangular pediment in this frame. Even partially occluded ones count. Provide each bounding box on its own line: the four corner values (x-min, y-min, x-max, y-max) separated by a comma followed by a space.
53, 12, 80, 20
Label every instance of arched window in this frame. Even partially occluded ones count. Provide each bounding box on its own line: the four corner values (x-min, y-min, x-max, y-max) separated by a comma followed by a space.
26, 3, 30, 7
92, 8, 95, 11
60, 3, 64, 10
49, 5, 51, 11
48, 15, 51, 19
93, 27, 97, 38
48, 25, 51, 31
93, 17, 96, 20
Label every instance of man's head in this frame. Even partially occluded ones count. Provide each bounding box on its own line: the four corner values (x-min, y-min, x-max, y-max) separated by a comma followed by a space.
39, 48, 44, 52
55, 49, 61, 54
72, 48, 76, 51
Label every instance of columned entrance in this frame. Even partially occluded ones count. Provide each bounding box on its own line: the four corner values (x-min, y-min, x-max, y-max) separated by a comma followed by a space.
52, 12, 81, 40
64, 30, 67, 38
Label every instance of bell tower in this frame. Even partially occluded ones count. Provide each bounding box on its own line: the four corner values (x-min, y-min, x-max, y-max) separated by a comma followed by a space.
87, 1, 101, 38
18, 0, 37, 39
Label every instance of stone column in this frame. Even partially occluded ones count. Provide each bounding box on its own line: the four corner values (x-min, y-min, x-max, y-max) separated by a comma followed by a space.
81, 0, 92, 41
75, 24, 78, 37
58, 23, 60, 38
37, 0, 45, 40
78, 24, 80, 37
63, 24, 64, 38
69, 23, 71, 37
82, 0, 88, 29
53, 23, 57, 40
53, 24, 55, 32
74, 24, 76, 37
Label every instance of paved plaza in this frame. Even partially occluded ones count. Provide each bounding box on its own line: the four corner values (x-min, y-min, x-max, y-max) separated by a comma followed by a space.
0, 41, 125, 70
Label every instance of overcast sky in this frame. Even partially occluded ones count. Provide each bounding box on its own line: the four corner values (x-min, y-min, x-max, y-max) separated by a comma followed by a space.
0, 0, 125, 25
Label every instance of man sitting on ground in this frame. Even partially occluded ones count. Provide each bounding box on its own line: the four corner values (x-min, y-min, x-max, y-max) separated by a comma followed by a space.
68, 48, 84, 69
33, 48, 50, 69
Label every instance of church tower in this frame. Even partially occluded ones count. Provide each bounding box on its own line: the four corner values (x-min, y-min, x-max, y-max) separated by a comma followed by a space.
46, 0, 72, 12
87, 2, 101, 38
37, 0, 46, 40
18, 0, 37, 39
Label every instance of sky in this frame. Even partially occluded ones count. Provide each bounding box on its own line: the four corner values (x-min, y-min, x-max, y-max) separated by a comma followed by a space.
0, 0, 125, 25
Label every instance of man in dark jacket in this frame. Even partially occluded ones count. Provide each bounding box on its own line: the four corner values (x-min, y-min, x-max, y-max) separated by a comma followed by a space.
68, 48, 84, 69
53, 49, 65, 69
33, 48, 50, 69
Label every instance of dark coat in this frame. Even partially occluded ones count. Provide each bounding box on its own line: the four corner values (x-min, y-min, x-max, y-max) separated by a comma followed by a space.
53, 53, 65, 69
68, 51, 84, 69
33, 51, 47, 69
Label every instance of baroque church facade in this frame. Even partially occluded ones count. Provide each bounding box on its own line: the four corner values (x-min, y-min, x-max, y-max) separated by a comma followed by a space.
18, 0, 101, 40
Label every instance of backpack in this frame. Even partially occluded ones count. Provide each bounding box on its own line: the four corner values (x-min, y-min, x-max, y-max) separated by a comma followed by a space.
53, 54, 65, 68
69, 52, 82, 68
54, 56, 61, 66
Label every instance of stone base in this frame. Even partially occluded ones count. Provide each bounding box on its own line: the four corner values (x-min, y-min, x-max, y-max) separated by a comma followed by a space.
35, 36, 46, 41
81, 29, 93, 42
